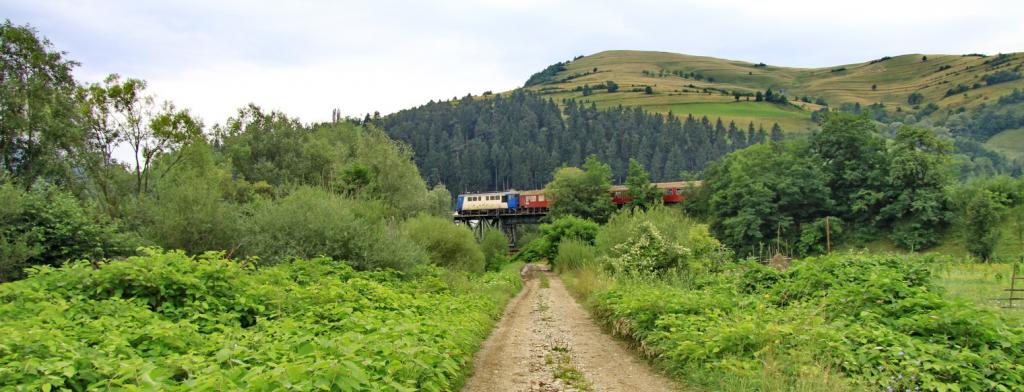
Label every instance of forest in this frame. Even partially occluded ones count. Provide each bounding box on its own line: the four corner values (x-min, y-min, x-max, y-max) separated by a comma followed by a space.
377, 92, 782, 193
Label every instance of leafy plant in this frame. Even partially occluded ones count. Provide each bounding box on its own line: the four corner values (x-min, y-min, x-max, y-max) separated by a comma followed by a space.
0, 249, 523, 390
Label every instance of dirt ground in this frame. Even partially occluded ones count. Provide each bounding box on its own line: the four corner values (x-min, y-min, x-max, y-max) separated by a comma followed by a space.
461, 266, 681, 392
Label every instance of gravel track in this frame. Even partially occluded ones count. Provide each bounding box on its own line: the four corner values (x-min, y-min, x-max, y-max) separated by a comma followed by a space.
462, 266, 681, 392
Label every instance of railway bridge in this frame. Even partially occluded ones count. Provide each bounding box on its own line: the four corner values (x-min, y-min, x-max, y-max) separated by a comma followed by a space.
452, 181, 701, 249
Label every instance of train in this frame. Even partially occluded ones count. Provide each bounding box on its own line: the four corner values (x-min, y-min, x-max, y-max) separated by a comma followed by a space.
456, 181, 701, 214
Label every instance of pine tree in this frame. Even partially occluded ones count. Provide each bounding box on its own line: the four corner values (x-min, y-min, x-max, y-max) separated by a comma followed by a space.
625, 158, 660, 211
770, 123, 784, 141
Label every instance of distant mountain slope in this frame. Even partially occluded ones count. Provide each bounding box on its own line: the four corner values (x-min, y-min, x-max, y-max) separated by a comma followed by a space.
520, 50, 1024, 133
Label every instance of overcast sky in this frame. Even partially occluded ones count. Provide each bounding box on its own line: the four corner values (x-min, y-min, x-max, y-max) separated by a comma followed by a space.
4, 0, 1023, 126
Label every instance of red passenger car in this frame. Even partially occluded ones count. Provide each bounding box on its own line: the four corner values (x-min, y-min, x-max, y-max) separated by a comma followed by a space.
519, 189, 549, 209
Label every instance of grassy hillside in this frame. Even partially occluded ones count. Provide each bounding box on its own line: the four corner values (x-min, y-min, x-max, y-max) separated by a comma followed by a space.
520, 50, 1024, 133
986, 127, 1024, 160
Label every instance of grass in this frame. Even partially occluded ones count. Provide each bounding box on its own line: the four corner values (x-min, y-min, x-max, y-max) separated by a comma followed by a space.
934, 262, 1024, 326
517, 50, 1024, 132
985, 127, 1024, 161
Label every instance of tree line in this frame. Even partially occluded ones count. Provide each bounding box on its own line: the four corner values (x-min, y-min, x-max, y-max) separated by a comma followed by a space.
376, 91, 783, 193
0, 21, 509, 282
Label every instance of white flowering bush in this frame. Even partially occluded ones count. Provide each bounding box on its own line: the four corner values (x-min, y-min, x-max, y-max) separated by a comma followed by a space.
609, 222, 690, 274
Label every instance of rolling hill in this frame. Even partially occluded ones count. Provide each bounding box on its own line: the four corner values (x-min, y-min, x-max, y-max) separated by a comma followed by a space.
517, 50, 1024, 133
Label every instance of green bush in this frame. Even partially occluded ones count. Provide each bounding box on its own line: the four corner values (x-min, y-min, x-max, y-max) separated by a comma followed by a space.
246, 187, 425, 272
402, 214, 485, 273
516, 215, 599, 262
588, 253, 1024, 392
0, 183, 134, 282
141, 166, 244, 255
0, 249, 523, 390
597, 207, 731, 267
607, 222, 689, 274
553, 239, 597, 273
480, 227, 509, 271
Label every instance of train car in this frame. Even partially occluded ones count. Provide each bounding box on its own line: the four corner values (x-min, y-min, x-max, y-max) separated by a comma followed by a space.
610, 185, 630, 206
608, 181, 703, 206
519, 189, 549, 209
656, 181, 702, 204
456, 191, 519, 213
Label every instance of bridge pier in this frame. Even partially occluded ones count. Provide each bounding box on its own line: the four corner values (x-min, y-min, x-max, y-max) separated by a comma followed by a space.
454, 209, 546, 250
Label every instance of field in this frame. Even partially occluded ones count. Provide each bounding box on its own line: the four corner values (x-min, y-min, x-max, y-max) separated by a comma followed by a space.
986, 127, 1024, 161
519, 50, 1024, 133
934, 262, 1024, 326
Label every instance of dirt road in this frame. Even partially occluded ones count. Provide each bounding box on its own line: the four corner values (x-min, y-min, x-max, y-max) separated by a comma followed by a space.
462, 266, 681, 392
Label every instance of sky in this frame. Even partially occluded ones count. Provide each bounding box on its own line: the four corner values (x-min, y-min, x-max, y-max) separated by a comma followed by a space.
4, 0, 1024, 127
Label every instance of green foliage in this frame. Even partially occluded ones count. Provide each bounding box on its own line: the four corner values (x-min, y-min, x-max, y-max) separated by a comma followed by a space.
402, 215, 485, 273
605, 80, 619, 93
545, 155, 615, 223
701, 142, 833, 256
698, 113, 957, 255
962, 190, 1007, 261
246, 187, 425, 272
588, 254, 1024, 391
908, 92, 925, 105
381, 92, 749, 194
524, 61, 567, 86
607, 223, 689, 275
0, 183, 134, 282
139, 142, 243, 255
596, 207, 730, 266
0, 249, 523, 390
0, 21, 81, 187
624, 158, 660, 211
553, 239, 597, 273
479, 228, 509, 272
517, 216, 599, 263
223, 108, 434, 218
881, 125, 954, 250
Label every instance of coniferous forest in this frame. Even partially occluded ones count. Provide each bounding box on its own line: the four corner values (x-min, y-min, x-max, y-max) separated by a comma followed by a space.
378, 91, 778, 193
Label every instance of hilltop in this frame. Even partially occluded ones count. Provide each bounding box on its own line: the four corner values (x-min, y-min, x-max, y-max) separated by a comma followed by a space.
518, 50, 1024, 133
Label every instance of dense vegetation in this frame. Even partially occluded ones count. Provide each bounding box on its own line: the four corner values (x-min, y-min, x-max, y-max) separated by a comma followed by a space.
538, 207, 1024, 392
0, 249, 523, 390
689, 112, 1024, 258
377, 91, 776, 193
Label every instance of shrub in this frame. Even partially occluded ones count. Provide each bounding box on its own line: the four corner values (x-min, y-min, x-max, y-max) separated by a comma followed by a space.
983, 70, 1021, 86
245, 187, 424, 272
480, 227, 509, 271
554, 239, 597, 273
607, 222, 689, 274
962, 190, 1006, 261
0, 183, 134, 282
517, 216, 599, 262
907, 92, 924, 105
141, 168, 243, 255
402, 214, 484, 273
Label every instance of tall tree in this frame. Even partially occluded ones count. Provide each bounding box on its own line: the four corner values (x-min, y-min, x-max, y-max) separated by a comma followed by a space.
881, 125, 954, 250
963, 190, 1006, 261
770, 123, 784, 141
545, 155, 615, 223
0, 21, 82, 188
624, 158, 660, 211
